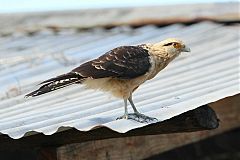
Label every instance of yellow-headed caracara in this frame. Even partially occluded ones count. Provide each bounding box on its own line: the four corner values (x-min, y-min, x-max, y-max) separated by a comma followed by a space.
26, 38, 190, 123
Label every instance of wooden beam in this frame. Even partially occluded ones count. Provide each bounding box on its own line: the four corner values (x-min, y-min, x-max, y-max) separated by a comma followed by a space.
146, 128, 240, 160
0, 105, 218, 151
37, 147, 57, 160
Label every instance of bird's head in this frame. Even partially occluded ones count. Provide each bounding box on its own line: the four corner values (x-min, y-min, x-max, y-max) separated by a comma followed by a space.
152, 38, 190, 58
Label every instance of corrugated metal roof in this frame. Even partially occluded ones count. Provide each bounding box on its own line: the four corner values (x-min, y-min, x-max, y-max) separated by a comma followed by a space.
0, 22, 239, 139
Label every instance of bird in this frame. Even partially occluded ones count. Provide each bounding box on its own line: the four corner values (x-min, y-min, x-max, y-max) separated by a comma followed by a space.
25, 38, 190, 123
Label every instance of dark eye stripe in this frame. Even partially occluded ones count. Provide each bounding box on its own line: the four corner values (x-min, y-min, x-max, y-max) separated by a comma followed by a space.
163, 42, 174, 46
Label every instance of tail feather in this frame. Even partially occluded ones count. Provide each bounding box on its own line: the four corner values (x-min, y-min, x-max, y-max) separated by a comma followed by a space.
25, 72, 84, 97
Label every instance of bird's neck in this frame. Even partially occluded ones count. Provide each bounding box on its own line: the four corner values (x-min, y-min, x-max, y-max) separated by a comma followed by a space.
139, 43, 180, 63
144, 44, 170, 59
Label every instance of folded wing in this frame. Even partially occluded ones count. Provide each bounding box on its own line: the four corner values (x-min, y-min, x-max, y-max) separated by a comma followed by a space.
72, 46, 151, 79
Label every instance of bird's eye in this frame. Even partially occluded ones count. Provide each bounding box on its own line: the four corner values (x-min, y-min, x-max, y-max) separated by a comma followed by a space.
163, 42, 174, 46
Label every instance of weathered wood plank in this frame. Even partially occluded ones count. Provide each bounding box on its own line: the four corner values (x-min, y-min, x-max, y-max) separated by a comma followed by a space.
37, 147, 57, 160
0, 104, 218, 151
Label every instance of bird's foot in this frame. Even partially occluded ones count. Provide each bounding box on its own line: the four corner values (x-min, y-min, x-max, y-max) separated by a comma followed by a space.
128, 113, 158, 123
116, 114, 128, 120
117, 113, 158, 123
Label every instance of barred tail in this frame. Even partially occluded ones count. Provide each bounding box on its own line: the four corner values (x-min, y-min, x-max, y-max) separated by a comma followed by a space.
25, 72, 84, 97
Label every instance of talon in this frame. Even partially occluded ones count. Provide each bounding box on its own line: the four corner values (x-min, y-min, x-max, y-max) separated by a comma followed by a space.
116, 114, 128, 120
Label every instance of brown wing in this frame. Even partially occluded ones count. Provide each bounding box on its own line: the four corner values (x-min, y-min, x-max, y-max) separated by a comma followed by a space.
72, 46, 151, 79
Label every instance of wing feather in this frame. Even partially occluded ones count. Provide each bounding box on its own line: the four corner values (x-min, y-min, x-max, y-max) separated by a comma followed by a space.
72, 46, 151, 79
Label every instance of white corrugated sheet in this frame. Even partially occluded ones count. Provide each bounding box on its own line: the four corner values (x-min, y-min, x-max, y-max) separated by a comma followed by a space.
0, 22, 239, 139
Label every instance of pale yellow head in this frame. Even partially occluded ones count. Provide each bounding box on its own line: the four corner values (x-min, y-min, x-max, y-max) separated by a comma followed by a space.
152, 38, 190, 57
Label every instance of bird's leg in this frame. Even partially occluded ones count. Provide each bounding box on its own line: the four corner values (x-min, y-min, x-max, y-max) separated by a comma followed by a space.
116, 99, 128, 120
116, 95, 158, 123
128, 94, 140, 114
127, 94, 158, 123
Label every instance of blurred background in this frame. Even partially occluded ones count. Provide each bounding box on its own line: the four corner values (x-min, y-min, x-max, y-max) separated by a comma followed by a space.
0, 0, 235, 13
0, 0, 239, 160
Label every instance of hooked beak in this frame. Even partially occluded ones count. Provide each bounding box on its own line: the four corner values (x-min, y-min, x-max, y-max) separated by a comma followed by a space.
182, 45, 191, 52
